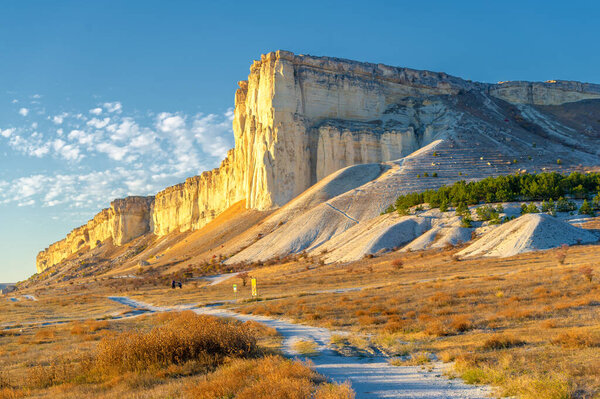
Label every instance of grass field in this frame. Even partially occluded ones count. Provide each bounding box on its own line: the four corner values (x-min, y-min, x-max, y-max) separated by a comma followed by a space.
0, 311, 353, 398
2, 240, 599, 398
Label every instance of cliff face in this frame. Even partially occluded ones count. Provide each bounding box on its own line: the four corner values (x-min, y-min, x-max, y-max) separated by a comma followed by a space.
36, 50, 600, 273
490, 80, 600, 105
36, 197, 153, 273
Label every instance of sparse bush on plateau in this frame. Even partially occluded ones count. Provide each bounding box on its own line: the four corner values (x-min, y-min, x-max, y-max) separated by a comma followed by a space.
555, 244, 569, 265
482, 334, 526, 350
391, 259, 404, 270
578, 265, 594, 282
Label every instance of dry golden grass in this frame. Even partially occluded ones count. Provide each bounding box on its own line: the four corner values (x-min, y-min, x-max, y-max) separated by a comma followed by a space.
291, 339, 320, 356
0, 310, 353, 398
93, 311, 259, 376
9, 231, 600, 398
227, 244, 600, 398
186, 355, 354, 399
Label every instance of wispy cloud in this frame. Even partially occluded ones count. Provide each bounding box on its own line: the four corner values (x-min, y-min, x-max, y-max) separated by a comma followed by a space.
18, 107, 29, 116
0, 98, 235, 214
103, 101, 122, 113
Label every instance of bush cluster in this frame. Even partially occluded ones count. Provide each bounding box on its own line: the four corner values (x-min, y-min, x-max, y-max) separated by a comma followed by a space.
94, 312, 259, 374
385, 172, 600, 215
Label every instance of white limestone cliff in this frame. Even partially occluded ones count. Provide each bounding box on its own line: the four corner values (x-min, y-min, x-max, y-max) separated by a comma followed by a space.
36, 50, 600, 273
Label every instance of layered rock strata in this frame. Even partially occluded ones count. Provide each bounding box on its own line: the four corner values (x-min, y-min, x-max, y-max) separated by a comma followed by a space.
36, 50, 600, 273
36, 197, 153, 272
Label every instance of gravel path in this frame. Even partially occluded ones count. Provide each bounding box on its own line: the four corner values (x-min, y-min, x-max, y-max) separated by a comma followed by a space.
110, 296, 491, 399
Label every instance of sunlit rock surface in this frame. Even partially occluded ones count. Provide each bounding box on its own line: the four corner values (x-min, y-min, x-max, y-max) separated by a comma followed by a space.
36, 50, 600, 272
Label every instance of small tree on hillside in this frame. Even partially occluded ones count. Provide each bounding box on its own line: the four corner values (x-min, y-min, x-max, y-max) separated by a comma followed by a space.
461, 214, 473, 228
592, 193, 600, 210
579, 199, 594, 216
456, 202, 469, 217
520, 203, 528, 215
439, 199, 448, 212
556, 197, 577, 212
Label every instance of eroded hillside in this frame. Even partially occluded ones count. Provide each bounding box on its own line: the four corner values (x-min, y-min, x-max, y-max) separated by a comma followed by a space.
36, 50, 600, 275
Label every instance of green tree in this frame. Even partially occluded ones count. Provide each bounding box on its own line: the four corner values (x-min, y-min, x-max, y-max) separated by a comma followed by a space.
456, 202, 469, 216
579, 200, 595, 216
439, 199, 448, 212
460, 214, 473, 228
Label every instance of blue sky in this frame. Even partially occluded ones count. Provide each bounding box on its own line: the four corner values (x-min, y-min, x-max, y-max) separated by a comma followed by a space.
1, 0, 599, 282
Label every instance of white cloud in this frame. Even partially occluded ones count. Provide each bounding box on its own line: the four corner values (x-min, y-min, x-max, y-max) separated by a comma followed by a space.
32, 94, 42, 99
51, 112, 68, 124
0, 100, 236, 220
86, 117, 110, 129
1, 128, 15, 138
18, 199, 35, 207
192, 110, 234, 158
52, 139, 82, 161
11, 99, 18, 104
156, 112, 186, 133
31, 144, 50, 157
96, 142, 128, 161
103, 102, 122, 113
68, 129, 95, 146
18, 108, 29, 116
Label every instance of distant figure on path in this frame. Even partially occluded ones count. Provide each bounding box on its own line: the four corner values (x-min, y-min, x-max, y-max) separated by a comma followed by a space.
171, 280, 176, 289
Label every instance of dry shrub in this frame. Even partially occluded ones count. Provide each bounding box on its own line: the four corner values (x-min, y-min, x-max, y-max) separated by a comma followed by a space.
449, 315, 473, 333
0, 387, 26, 399
383, 320, 406, 334
438, 349, 464, 363
0, 374, 8, 390
315, 382, 354, 399
482, 334, 526, 350
29, 357, 86, 388
578, 265, 594, 282
87, 320, 109, 332
33, 328, 56, 344
292, 339, 319, 356
555, 244, 569, 265
242, 320, 278, 337
94, 311, 259, 375
70, 322, 88, 335
186, 355, 353, 399
495, 307, 537, 320
551, 330, 600, 348
540, 319, 558, 329
456, 289, 482, 298
424, 319, 449, 336
357, 315, 385, 326
428, 292, 454, 307
391, 259, 404, 270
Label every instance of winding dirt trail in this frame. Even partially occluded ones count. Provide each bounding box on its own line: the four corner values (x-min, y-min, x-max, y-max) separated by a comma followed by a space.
109, 296, 490, 399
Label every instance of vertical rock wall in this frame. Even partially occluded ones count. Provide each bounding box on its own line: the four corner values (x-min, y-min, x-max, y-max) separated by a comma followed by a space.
36, 50, 600, 273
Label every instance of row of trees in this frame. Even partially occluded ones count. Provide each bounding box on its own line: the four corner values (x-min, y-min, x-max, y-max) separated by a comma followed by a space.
386, 172, 600, 216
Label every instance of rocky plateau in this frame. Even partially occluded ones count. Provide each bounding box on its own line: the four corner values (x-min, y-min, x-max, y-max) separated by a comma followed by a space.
36, 50, 600, 274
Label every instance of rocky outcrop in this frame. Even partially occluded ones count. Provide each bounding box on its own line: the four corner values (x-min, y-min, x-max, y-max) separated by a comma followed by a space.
489, 80, 600, 105
36, 196, 153, 272
36, 50, 600, 273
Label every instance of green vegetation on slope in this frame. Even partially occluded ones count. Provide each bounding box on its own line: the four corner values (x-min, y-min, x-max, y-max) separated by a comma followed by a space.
385, 172, 600, 216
